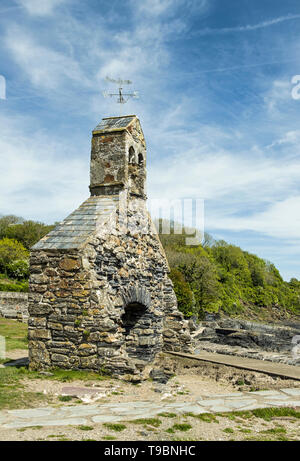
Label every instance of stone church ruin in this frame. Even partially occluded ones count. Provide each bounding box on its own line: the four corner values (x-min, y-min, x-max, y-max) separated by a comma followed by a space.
28, 115, 191, 380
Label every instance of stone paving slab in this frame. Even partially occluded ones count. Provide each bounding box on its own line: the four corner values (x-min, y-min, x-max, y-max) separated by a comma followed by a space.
0, 388, 299, 430
281, 388, 300, 396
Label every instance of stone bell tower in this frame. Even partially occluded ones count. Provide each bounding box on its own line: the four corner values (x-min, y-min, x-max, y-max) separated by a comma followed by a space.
28, 115, 192, 381
90, 115, 146, 198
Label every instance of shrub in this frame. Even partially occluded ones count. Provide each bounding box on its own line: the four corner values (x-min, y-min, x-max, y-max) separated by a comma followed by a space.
0, 238, 29, 274
7, 259, 29, 280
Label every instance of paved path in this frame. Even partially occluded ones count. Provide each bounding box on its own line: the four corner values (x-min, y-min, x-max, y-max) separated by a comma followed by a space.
167, 351, 300, 380
0, 388, 299, 429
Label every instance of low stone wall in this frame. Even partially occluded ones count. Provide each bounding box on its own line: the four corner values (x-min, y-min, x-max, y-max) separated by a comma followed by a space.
0, 292, 29, 322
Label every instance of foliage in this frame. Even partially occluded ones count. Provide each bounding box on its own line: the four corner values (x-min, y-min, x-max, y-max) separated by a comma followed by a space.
169, 268, 195, 317
0, 215, 56, 291
7, 259, 29, 280
0, 215, 23, 239
0, 280, 28, 292
0, 238, 29, 274
2, 218, 55, 250
159, 224, 300, 319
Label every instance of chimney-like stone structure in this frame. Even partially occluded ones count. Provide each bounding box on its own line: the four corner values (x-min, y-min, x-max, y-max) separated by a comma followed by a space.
28, 115, 192, 380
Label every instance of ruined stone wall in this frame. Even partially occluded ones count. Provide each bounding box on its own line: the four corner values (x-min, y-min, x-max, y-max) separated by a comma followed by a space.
28, 201, 191, 380
0, 292, 29, 322
28, 250, 92, 371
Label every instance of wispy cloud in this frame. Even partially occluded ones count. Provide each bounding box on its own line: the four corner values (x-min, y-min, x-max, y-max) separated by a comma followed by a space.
208, 196, 300, 240
1, 0, 300, 279
197, 14, 300, 36
0, 111, 88, 222
5, 25, 89, 91
15, 0, 67, 16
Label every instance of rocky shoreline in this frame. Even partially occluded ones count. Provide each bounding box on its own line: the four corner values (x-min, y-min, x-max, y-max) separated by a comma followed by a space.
191, 318, 300, 366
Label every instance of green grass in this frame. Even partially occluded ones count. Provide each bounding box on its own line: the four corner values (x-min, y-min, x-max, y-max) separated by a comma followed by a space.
0, 275, 28, 293
103, 436, 117, 440
185, 412, 219, 423
77, 425, 94, 431
251, 407, 300, 422
0, 318, 28, 351
58, 395, 73, 402
158, 412, 177, 418
223, 427, 234, 434
130, 418, 162, 428
172, 423, 192, 432
166, 428, 175, 434
103, 423, 126, 432
0, 366, 48, 410
260, 426, 287, 434
17, 426, 43, 432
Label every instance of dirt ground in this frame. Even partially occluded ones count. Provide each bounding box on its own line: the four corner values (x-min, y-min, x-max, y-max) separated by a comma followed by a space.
0, 351, 300, 441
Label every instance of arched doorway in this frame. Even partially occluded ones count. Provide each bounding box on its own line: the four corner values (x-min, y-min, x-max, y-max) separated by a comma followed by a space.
121, 302, 155, 361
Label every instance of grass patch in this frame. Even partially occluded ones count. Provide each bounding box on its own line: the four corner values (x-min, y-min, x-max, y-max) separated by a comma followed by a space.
0, 366, 48, 410
251, 407, 300, 422
172, 423, 192, 432
58, 395, 73, 402
158, 412, 177, 418
218, 410, 253, 420
103, 436, 117, 440
77, 425, 94, 431
103, 423, 127, 432
130, 418, 162, 428
223, 427, 234, 434
186, 412, 219, 423
260, 426, 287, 434
17, 426, 43, 432
0, 318, 28, 351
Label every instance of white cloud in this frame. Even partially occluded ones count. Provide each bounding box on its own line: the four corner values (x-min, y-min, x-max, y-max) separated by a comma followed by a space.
267, 130, 300, 149
5, 26, 89, 90
263, 79, 293, 116
208, 196, 300, 240
0, 112, 88, 222
197, 14, 300, 36
16, 0, 67, 16
149, 136, 300, 203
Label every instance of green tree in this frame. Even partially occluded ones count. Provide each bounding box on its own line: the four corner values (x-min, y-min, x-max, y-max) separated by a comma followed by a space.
0, 238, 29, 274
0, 215, 24, 239
169, 268, 195, 317
5, 220, 55, 249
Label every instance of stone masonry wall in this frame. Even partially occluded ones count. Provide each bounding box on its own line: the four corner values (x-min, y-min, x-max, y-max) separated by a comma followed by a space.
28, 201, 192, 380
0, 292, 29, 322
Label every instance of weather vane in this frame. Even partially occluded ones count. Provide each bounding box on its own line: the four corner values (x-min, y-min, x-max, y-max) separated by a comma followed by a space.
103, 77, 139, 112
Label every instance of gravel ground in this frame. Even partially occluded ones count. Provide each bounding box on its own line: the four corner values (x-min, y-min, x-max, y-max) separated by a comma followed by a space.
1, 408, 299, 441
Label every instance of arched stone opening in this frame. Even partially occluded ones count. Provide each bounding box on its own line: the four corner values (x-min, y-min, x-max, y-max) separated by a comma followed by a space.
128, 146, 135, 164
138, 153, 144, 165
121, 301, 155, 361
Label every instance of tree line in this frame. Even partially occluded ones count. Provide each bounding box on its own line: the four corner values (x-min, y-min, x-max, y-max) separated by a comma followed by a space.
0, 214, 299, 319
158, 226, 300, 319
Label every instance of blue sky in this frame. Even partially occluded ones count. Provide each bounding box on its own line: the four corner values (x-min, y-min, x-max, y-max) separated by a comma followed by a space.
0, 0, 300, 281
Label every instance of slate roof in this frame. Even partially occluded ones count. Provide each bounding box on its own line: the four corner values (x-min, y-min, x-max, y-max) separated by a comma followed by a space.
92, 115, 136, 134
32, 195, 119, 250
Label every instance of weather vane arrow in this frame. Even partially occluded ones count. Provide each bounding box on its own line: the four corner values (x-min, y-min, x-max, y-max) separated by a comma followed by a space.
103, 77, 139, 109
